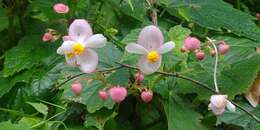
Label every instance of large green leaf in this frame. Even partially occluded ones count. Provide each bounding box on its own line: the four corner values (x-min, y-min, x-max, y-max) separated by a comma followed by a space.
0, 121, 32, 130
163, 93, 207, 130
166, 0, 260, 41
63, 80, 115, 113
3, 35, 58, 77
217, 103, 260, 130
26, 102, 48, 115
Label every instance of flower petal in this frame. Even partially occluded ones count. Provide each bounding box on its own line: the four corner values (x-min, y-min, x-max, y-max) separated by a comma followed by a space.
157, 41, 175, 54
85, 34, 107, 48
226, 101, 236, 112
69, 19, 93, 42
65, 56, 77, 67
138, 55, 161, 74
76, 49, 98, 73
125, 43, 148, 54
57, 41, 74, 55
137, 25, 163, 51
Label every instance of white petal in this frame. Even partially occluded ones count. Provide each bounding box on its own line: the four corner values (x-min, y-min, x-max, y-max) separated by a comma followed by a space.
56, 41, 74, 55
138, 25, 163, 51
85, 34, 107, 48
157, 41, 175, 54
226, 101, 236, 112
69, 19, 93, 42
65, 56, 77, 67
76, 49, 98, 73
138, 55, 161, 74
125, 43, 148, 54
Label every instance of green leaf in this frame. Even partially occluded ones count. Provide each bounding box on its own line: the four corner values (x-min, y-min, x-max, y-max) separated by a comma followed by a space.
0, 8, 8, 32
84, 110, 117, 130
163, 93, 207, 130
63, 80, 115, 113
107, 68, 130, 86
217, 103, 260, 130
0, 121, 32, 130
96, 43, 123, 68
27, 102, 48, 115
121, 28, 141, 45
167, 0, 260, 41
3, 35, 58, 77
168, 25, 191, 51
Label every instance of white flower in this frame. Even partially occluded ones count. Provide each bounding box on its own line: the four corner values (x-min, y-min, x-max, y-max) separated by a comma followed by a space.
125, 25, 175, 74
57, 19, 107, 73
208, 94, 236, 116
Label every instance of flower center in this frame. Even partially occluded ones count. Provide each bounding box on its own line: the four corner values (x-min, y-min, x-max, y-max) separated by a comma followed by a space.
73, 43, 84, 55
67, 52, 75, 58
146, 51, 159, 63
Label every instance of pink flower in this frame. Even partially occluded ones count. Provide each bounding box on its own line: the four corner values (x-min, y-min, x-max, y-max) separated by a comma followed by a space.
125, 25, 175, 74
57, 19, 107, 73
208, 95, 236, 116
42, 32, 53, 42
53, 3, 69, 14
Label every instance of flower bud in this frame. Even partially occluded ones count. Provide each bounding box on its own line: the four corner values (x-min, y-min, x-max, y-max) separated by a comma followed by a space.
184, 36, 200, 51
53, 3, 69, 14
218, 42, 230, 55
42, 33, 53, 42
108, 86, 127, 103
141, 90, 153, 103
196, 51, 205, 60
208, 94, 228, 116
210, 50, 216, 56
135, 72, 144, 84
71, 82, 83, 96
99, 90, 108, 101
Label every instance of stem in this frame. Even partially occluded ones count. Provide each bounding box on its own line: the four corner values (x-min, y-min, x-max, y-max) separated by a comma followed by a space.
206, 37, 219, 93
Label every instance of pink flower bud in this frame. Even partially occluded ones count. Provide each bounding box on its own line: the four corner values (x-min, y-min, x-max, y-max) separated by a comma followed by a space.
218, 42, 230, 55
141, 90, 153, 103
135, 72, 144, 84
108, 86, 127, 103
71, 82, 82, 96
99, 90, 108, 101
208, 95, 228, 116
42, 33, 53, 42
184, 36, 200, 51
196, 51, 205, 60
210, 50, 216, 56
53, 3, 69, 14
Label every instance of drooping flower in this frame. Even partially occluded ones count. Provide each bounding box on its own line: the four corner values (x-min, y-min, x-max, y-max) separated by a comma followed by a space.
53, 3, 69, 14
208, 94, 236, 116
125, 25, 175, 74
57, 19, 107, 73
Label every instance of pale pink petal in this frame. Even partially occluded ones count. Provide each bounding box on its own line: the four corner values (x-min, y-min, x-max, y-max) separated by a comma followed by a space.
226, 101, 236, 112
57, 41, 74, 55
138, 55, 161, 74
65, 56, 77, 67
62, 36, 72, 41
157, 41, 175, 54
76, 49, 98, 73
137, 25, 163, 51
85, 34, 107, 48
69, 19, 93, 42
125, 43, 148, 54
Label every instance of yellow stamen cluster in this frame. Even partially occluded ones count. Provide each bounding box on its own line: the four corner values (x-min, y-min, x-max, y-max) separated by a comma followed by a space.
73, 43, 84, 55
146, 51, 159, 63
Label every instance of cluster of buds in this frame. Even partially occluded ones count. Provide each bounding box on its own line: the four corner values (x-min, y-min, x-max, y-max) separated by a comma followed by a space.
42, 29, 61, 42
181, 36, 230, 60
